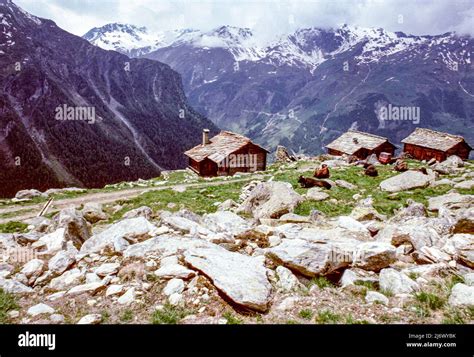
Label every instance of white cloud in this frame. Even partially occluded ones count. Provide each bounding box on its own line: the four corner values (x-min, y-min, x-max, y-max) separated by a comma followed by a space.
14, 0, 474, 37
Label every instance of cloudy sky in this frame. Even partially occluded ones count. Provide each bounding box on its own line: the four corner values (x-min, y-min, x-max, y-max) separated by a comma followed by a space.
15, 0, 474, 37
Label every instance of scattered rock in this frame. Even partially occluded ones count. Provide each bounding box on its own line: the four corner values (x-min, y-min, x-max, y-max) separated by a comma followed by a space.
454, 180, 474, 190
168, 293, 183, 306
154, 264, 196, 280
163, 279, 185, 296
448, 283, 474, 307
77, 314, 102, 324
353, 242, 397, 271
104, 283, 124, 297
117, 287, 135, 305
123, 206, 153, 220
0, 278, 33, 294
49, 268, 83, 291
442, 233, 474, 268
365, 291, 389, 305
21, 259, 44, 279
27, 303, 55, 316
94, 263, 120, 277
48, 250, 75, 275
432, 155, 464, 174
202, 211, 250, 235
15, 189, 46, 200
305, 188, 329, 201
379, 268, 419, 294
67, 282, 105, 296
340, 268, 379, 288
428, 193, 474, 212
267, 238, 356, 277
82, 202, 108, 223
275, 266, 302, 292
335, 180, 357, 190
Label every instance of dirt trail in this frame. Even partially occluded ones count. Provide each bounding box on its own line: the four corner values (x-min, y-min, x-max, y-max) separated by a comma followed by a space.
0, 177, 258, 224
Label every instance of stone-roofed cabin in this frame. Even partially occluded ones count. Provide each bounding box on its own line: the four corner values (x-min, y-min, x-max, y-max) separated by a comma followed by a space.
401, 128, 472, 162
325, 130, 396, 159
184, 129, 268, 177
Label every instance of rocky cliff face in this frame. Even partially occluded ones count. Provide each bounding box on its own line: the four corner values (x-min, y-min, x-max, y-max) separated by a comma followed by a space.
0, 0, 218, 197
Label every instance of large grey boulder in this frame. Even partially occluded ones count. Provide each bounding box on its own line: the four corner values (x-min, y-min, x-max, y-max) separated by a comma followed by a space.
353, 242, 397, 271
14, 189, 46, 200
266, 238, 358, 277
379, 171, 432, 193
305, 188, 329, 201
376, 217, 451, 251
123, 235, 214, 259
379, 268, 419, 294
202, 211, 250, 235
80, 217, 156, 254
454, 180, 474, 190
275, 265, 303, 292
162, 215, 210, 235
35, 228, 69, 254
433, 155, 464, 174
340, 268, 379, 288
122, 206, 153, 220
21, 259, 44, 280
0, 278, 33, 294
428, 192, 474, 212
448, 283, 474, 306
82, 202, 108, 223
237, 181, 304, 219
48, 250, 75, 275
442, 233, 474, 268
48, 268, 83, 291
184, 246, 272, 312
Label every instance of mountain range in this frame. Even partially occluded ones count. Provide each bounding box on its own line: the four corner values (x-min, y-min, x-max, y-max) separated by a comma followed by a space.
84, 22, 474, 155
0, 0, 217, 197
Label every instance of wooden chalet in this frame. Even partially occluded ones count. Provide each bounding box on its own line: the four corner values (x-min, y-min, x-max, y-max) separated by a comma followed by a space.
325, 130, 396, 159
401, 128, 472, 162
184, 129, 268, 177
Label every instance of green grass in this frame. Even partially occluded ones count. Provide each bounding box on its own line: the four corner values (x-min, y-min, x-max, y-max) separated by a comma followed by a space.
101, 310, 110, 324
120, 309, 134, 323
0, 288, 18, 324
299, 309, 314, 320
315, 310, 342, 324
442, 309, 467, 324
414, 291, 446, 310
354, 280, 378, 291
222, 311, 243, 325
309, 276, 335, 289
0, 221, 28, 233
151, 304, 189, 324
110, 181, 249, 221
345, 314, 370, 324
274, 160, 474, 218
